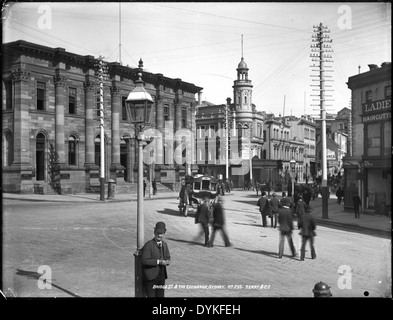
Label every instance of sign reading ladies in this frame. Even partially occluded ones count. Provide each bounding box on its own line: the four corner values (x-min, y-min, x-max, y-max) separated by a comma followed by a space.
141, 120, 249, 175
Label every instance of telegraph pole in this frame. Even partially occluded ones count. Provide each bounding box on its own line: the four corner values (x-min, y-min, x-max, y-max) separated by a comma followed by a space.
225, 98, 231, 181
310, 23, 334, 219
96, 56, 108, 201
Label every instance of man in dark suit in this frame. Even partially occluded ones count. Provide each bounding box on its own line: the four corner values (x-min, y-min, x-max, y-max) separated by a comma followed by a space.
269, 193, 280, 228
353, 194, 361, 218
296, 195, 307, 218
209, 196, 231, 247
298, 206, 317, 261
195, 197, 211, 246
278, 203, 296, 259
280, 192, 293, 208
141, 221, 171, 297
257, 191, 269, 227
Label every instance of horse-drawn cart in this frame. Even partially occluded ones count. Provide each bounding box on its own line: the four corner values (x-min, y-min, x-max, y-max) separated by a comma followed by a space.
178, 174, 219, 216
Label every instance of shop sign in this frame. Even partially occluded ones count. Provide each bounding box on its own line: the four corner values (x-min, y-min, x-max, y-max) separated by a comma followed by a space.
362, 112, 391, 123
362, 98, 391, 123
327, 149, 336, 160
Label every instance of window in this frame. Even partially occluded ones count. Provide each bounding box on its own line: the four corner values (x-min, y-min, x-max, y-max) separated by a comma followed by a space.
2, 131, 13, 166
96, 90, 101, 117
69, 87, 76, 114
385, 85, 391, 99
366, 123, 381, 156
182, 106, 187, 128
365, 90, 372, 103
339, 123, 344, 130
122, 97, 127, 120
263, 130, 266, 141
68, 136, 77, 165
5, 81, 12, 109
37, 82, 45, 110
164, 104, 169, 121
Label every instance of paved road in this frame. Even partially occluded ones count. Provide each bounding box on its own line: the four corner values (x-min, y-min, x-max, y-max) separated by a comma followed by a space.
2, 190, 391, 298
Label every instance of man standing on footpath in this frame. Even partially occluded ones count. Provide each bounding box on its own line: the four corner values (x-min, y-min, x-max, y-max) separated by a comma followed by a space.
297, 206, 317, 261
353, 193, 361, 218
269, 193, 280, 228
277, 202, 297, 259
257, 191, 269, 227
141, 222, 171, 297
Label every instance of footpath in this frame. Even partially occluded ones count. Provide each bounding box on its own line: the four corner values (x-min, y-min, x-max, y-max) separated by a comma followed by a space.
3, 189, 391, 237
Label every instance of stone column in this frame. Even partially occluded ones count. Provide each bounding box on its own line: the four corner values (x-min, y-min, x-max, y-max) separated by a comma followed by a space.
175, 95, 182, 132
156, 90, 164, 134
84, 76, 96, 166
54, 70, 67, 164
130, 138, 136, 183
110, 84, 121, 165
11, 67, 32, 169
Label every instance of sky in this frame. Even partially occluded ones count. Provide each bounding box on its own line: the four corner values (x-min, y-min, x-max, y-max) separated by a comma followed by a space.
2, 2, 391, 117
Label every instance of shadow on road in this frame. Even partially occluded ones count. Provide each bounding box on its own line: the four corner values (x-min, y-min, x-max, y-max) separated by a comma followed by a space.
235, 247, 299, 260
157, 208, 197, 219
16, 269, 80, 297
166, 237, 204, 246
234, 247, 277, 258
233, 222, 261, 228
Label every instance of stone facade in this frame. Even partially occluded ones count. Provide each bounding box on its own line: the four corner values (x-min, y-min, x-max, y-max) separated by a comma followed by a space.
2, 40, 202, 194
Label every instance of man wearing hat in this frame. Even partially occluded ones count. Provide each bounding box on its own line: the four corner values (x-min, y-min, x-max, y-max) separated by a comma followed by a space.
141, 221, 171, 297
257, 191, 269, 227
269, 193, 280, 228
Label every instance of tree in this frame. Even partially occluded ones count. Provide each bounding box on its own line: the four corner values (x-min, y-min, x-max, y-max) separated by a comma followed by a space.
47, 143, 60, 194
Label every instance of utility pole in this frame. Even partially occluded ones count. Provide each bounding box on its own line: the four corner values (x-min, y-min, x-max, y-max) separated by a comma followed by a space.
225, 98, 231, 181
310, 22, 334, 219
96, 56, 108, 201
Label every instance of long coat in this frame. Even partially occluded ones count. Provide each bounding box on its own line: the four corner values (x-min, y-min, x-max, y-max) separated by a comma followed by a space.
298, 212, 316, 237
278, 206, 294, 234
212, 202, 225, 226
257, 196, 269, 215
141, 239, 171, 281
196, 202, 210, 225
269, 197, 280, 214
296, 200, 307, 216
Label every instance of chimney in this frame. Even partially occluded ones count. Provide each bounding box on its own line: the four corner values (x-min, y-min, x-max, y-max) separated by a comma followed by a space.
381, 62, 391, 68
368, 64, 378, 70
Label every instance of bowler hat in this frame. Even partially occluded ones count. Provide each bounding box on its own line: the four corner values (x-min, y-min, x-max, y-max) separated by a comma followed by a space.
154, 221, 166, 233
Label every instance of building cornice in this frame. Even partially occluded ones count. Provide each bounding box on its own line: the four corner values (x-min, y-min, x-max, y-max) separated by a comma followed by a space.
3, 40, 203, 94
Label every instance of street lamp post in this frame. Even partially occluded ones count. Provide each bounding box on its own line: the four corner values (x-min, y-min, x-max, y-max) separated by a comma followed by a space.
290, 159, 296, 199
125, 61, 154, 297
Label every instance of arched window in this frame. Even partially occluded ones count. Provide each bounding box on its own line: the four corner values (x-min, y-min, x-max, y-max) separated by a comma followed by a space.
3, 131, 13, 166
36, 133, 46, 181
68, 135, 78, 166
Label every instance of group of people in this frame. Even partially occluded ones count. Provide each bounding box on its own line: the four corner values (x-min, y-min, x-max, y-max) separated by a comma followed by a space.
193, 196, 232, 248
140, 219, 329, 298
257, 191, 317, 261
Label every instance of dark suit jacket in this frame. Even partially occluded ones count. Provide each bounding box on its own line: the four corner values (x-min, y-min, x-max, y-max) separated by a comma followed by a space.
212, 202, 225, 226
298, 213, 316, 237
269, 197, 280, 213
296, 200, 307, 216
141, 239, 171, 281
197, 202, 210, 225
257, 196, 269, 215
278, 206, 294, 234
